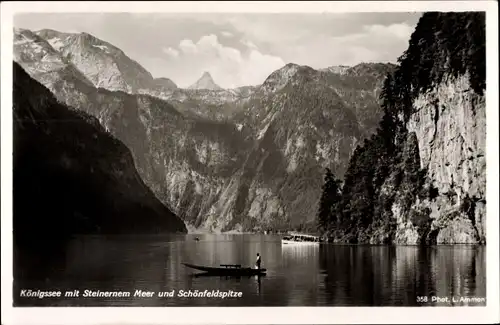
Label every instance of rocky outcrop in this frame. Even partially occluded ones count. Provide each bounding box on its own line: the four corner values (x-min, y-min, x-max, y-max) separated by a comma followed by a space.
13, 62, 187, 253
404, 73, 486, 244
327, 12, 486, 244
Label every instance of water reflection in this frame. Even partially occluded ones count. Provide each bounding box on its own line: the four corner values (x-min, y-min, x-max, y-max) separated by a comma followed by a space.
318, 245, 486, 306
281, 244, 322, 305
14, 235, 486, 307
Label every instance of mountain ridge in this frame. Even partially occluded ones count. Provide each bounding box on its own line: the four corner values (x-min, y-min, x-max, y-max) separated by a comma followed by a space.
30, 28, 182, 93
14, 27, 396, 232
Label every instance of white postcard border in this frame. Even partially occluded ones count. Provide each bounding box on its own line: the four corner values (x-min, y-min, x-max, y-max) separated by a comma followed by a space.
1, 1, 498, 324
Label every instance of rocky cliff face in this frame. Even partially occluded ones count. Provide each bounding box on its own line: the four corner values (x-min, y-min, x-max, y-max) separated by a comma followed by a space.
399, 73, 486, 244
14, 27, 394, 232
328, 12, 486, 244
13, 62, 187, 253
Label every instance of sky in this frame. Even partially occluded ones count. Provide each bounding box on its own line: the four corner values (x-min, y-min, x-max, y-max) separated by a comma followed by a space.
14, 12, 422, 88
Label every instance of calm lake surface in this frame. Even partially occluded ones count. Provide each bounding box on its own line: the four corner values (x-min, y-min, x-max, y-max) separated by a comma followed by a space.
14, 234, 486, 306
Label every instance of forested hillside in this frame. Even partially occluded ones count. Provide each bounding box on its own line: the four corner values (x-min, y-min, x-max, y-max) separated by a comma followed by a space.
317, 12, 486, 244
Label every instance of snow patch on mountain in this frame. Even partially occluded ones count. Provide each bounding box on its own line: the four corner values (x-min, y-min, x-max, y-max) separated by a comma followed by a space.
47, 37, 65, 51
320, 65, 351, 75
92, 44, 110, 53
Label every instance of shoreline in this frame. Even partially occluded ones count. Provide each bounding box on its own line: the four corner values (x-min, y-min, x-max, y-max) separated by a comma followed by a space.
60, 232, 487, 246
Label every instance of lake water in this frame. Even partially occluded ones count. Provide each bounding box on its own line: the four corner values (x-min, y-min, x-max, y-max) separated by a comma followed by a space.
14, 234, 486, 307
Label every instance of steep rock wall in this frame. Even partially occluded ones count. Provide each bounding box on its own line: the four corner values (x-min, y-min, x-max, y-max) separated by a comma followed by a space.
402, 74, 486, 244
328, 12, 486, 244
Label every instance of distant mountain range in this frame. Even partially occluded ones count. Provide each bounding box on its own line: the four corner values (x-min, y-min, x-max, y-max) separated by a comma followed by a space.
12, 12, 487, 246
14, 27, 395, 232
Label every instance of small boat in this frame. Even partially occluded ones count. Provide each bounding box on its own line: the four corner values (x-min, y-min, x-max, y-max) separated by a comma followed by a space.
191, 273, 264, 279
183, 263, 267, 276
281, 232, 321, 245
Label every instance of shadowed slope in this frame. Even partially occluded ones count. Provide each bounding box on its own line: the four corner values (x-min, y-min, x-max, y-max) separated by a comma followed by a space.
13, 62, 187, 252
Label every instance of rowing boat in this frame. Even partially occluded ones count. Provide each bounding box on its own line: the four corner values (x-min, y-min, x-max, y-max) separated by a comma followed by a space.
182, 263, 267, 276
191, 272, 265, 278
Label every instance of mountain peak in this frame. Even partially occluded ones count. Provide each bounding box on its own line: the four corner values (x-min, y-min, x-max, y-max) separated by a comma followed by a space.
153, 77, 178, 90
261, 63, 317, 93
188, 71, 222, 90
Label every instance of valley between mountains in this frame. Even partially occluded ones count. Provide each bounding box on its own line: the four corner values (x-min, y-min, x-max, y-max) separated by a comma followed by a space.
14, 27, 393, 233
13, 12, 486, 245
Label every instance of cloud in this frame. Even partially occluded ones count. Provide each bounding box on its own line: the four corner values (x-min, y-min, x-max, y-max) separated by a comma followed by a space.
271, 21, 415, 68
179, 39, 198, 54
162, 46, 180, 58
363, 23, 414, 40
240, 39, 258, 50
324, 22, 414, 65
221, 31, 233, 37
170, 14, 418, 70
13, 13, 421, 87
168, 34, 285, 88
194, 13, 420, 40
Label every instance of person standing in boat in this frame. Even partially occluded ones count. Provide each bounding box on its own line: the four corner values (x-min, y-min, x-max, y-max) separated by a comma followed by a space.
255, 253, 262, 269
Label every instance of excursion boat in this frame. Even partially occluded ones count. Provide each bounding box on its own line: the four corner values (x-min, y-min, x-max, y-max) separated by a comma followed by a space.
281, 232, 321, 245
182, 263, 267, 276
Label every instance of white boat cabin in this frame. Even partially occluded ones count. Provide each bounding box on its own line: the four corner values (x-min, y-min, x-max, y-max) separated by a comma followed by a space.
282, 232, 321, 244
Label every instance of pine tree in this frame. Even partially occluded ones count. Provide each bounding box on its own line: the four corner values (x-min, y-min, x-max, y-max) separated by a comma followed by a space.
317, 168, 342, 232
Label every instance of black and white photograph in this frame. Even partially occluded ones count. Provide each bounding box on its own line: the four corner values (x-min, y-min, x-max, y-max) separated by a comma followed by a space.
1, 1, 499, 324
